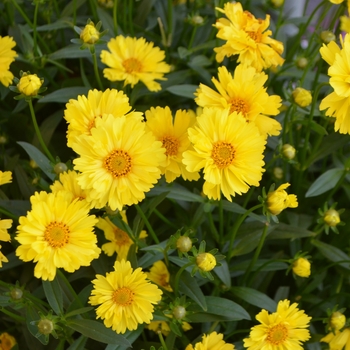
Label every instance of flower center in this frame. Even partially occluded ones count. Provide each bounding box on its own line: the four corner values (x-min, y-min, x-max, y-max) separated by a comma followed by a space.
122, 58, 143, 73
114, 228, 130, 246
44, 221, 70, 248
229, 97, 249, 117
104, 150, 132, 178
266, 324, 288, 345
211, 141, 235, 169
161, 135, 180, 156
112, 287, 134, 306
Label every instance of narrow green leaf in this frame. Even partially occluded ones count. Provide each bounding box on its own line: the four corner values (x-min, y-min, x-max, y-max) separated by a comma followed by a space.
267, 223, 316, 239
166, 85, 198, 98
65, 307, 93, 319
222, 201, 265, 222
50, 45, 91, 60
61, 0, 86, 17
214, 260, 231, 288
42, 278, 64, 315
67, 335, 87, 350
179, 271, 207, 311
149, 184, 204, 203
38, 87, 90, 104
105, 326, 144, 350
0, 199, 30, 216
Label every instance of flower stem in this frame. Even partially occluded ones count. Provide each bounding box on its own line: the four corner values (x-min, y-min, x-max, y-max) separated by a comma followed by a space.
158, 332, 168, 350
0, 207, 18, 220
113, 0, 118, 35
91, 51, 104, 90
33, 0, 39, 57
28, 99, 55, 164
135, 204, 159, 244
174, 262, 193, 297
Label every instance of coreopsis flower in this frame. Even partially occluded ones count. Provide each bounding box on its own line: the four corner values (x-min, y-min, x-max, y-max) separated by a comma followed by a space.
89, 259, 163, 334
145, 106, 200, 182
0, 219, 12, 242
147, 321, 171, 336
213, 2, 284, 71
64, 89, 142, 148
0, 248, 8, 268
186, 331, 235, 350
195, 65, 282, 137
0, 171, 12, 186
330, 312, 346, 331
266, 183, 298, 215
147, 260, 173, 292
80, 22, 100, 44
0, 36, 17, 87
183, 108, 266, 201
0, 332, 16, 349
292, 257, 311, 278
100, 35, 171, 91
329, 0, 344, 3
196, 253, 216, 272
322, 328, 350, 349
292, 87, 312, 107
17, 73, 43, 96
15, 191, 100, 281
282, 144, 296, 160
243, 299, 311, 350
72, 114, 166, 210
324, 209, 341, 227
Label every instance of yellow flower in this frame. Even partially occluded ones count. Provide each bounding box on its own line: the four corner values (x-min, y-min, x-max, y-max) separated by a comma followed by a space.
0, 332, 16, 350
341, 16, 350, 33
195, 65, 282, 137
147, 260, 173, 292
80, 23, 100, 44
292, 257, 311, 278
267, 183, 298, 215
17, 73, 43, 96
0, 171, 12, 186
0, 219, 12, 242
64, 89, 142, 148
329, 0, 344, 3
322, 328, 350, 350
213, 2, 284, 71
196, 253, 216, 272
292, 87, 312, 107
72, 114, 166, 211
147, 321, 171, 336
15, 191, 100, 281
183, 108, 266, 201
330, 312, 346, 331
101, 36, 171, 91
243, 299, 311, 350
0, 36, 17, 87
282, 144, 296, 160
0, 247, 8, 268
89, 259, 163, 334
271, 0, 284, 7
324, 209, 341, 227
186, 331, 235, 350
145, 106, 200, 182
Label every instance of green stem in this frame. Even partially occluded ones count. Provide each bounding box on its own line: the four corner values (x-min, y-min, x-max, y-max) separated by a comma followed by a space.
28, 99, 55, 163
128, 0, 134, 36
218, 199, 223, 241
188, 26, 198, 50
135, 204, 159, 244
113, 0, 118, 35
325, 170, 347, 202
153, 209, 178, 229
158, 332, 168, 350
167, 0, 173, 47
0, 207, 18, 220
0, 307, 26, 323
174, 262, 193, 297
33, 0, 39, 57
207, 209, 220, 243
57, 270, 84, 309
91, 51, 104, 90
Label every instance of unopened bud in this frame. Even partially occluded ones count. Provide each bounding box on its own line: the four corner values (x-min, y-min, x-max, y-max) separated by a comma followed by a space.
54, 163, 67, 175
176, 236, 192, 253
296, 57, 308, 69
173, 306, 186, 320
282, 144, 296, 160
292, 87, 312, 108
196, 253, 216, 272
330, 312, 346, 331
37, 319, 54, 335
10, 288, 23, 300
324, 209, 340, 227
320, 31, 336, 44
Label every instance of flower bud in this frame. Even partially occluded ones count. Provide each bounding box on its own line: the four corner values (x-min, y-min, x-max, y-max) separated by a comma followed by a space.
80, 23, 100, 44
176, 236, 192, 253
324, 209, 340, 227
330, 312, 346, 331
10, 287, 23, 300
273, 167, 283, 180
54, 163, 68, 175
98, 0, 114, 8
267, 183, 298, 215
173, 306, 186, 320
37, 319, 54, 335
196, 252, 216, 272
0, 332, 16, 349
292, 257, 311, 278
320, 31, 336, 44
191, 15, 204, 26
282, 144, 296, 160
296, 57, 308, 69
0, 136, 7, 144
30, 159, 38, 168
17, 73, 43, 96
271, 0, 284, 7
292, 87, 312, 108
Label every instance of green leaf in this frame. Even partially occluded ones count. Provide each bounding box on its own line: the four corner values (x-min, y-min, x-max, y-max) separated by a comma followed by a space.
26, 304, 48, 345
39, 87, 90, 104
267, 223, 316, 239
149, 184, 204, 203
166, 85, 198, 98
105, 326, 144, 350
50, 45, 91, 60
17, 142, 55, 181
214, 259, 231, 288
222, 201, 265, 222
67, 319, 131, 346
312, 239, 350, 270
14, 164, 35, 199
65, 307, 94, 318
67, 335, 87, 350
305, 168, 344, 197
42, 278, 64, 315
36, 18, 73, 32
231, 287, 277, 312
232, 259, 288, 272
0, 199, 30, 216
61, 0, 86, 17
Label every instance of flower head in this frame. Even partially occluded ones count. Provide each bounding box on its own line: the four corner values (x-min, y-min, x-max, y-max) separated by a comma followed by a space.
80, 23, 100, 44
267, 183, 298, 215
324, 209, 341, 227
292, 87, 312, 107
0, 171, 12, 186
15, 191, 100, 280
322, 327, 350, 349
330, 311, 346, 331
183, 108, 266, 201
196, 253, 216, 272
17, 73, 43, 96
72, 114, 166, 210
0, 332, 16, 350
0, 247, 8, 268
213, 2, 284, 71
292, 257, 311, 278
0, 36, 17, 87
89, 259, 163, 334
243, 299, 311, 350
0, 219, 12, 242
101, 36, 171, 91
145, 106, 200, 182
147, 260, 173, 292
186, 331, 235, 350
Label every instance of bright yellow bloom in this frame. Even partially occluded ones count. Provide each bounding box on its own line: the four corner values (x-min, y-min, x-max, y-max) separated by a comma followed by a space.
64, 89, 142, 148
183, 108, 266, 201
322, 328, 350, 350
101, 36, 171, 91
15, 191, 100, 281
0, 171, 12, 186
145, 106, 200, 182
330, 312, 346, 331
80, 23, 100, 44
267, 183, 298, 215
282, 144, 296, 160
0, 247, 8, 268
186, 331, 235, 350
195, 65, 282, 137
292, 87, 312, 107
196, 253, 216, 272
89, 259, 163, 334
0, 219, 12, 242
324, 209, 341, 227
329, 0, 344, 3
72, 114, 166, 211
292, 257, 311, 278
340, 16, 350, 33
213, 2, 284, 71
0, 332, 16, 350
147, 260, 173, 292
17, 73, 43, 96
0, 36, 17, 87
147, 321, 171, 336
243, 299, 311, 350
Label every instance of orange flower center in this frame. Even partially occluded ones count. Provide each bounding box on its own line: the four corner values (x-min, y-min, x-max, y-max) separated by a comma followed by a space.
266, 323, 288, 345
44, 221, 70, 248
229, 97, 249, 117
211, 141, 235, 169
104, 149, 132, 178
161, 135, 180, 156
112, 287, 134, 306
114, 227, 130, 246
122, 58, 143, 73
